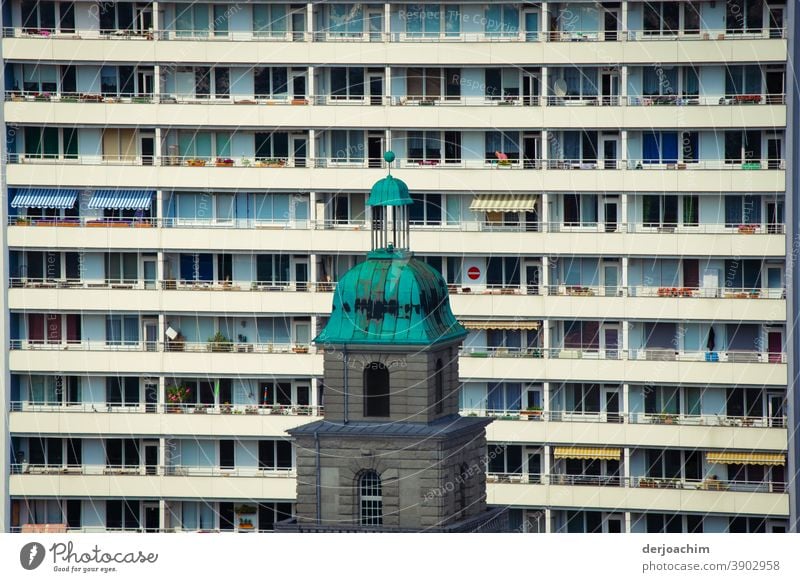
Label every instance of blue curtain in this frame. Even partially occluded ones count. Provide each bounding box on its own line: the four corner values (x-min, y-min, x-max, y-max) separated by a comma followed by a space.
725, 196, 742, 226
743, 194, 761, 224
583, 67, 598, 96
563, 132, 580, 161
180, 254, 213, 281
487, 383, 504, 411
564, 68, 580, 95
661, 132, 678, 163
643, 132, 660, 163
505, 383, 522, 411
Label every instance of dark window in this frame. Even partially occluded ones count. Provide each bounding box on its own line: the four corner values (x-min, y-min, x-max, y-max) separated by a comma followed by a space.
363, 362, 390, 417
219, 440, 235, 469
434, 359, 444, 414
218, 502, 235, 531
214, 68, 230, 97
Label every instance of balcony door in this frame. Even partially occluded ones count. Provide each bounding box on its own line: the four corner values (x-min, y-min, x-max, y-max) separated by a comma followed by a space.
767, 393, 785, 427
602, 386, 621, 423
524, 262, 541, 295
523, 9, 539, 41
601, 134, 618, 168
368, 75, 384, 105
144, 441, 158, 476
604, 9, 620, 41
600, 70, 619, 105
142, 319, 158, 351
766, 201, 784, 233
522, 73, 540, 106
601, 324, 620, 359
525, 448, 542, 483
767, 330, 783, 363
367, 9, 383, 41
603, 197, 619, 232
292, 257, 309, 291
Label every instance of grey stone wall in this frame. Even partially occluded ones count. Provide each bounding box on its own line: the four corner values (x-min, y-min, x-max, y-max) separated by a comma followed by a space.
294, 427, 489, 530
321, 342, 462, 424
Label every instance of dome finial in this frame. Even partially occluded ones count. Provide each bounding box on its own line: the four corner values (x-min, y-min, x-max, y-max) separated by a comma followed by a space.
384, 150, 396, 174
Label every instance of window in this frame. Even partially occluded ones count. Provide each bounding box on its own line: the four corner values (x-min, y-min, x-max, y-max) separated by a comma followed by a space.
28, 437, 65, 466
179, 253, 213, 282
24, 126, 61, 159
645, 386, 681, 415
725, 131, 762, 163
487, 444, 523, 474
410, 193, 442, 224
105, 315, 139, 346
105, 253, 138, 284
726, 387, 763, 417
644, 513, 701, 533
253, 3, 288, 37
21, 0, 60, 32
725, 195, 762, 226
559, 383, 600, 413
434, 359, 444, 414
219, 440, 235, 469
486, 257, 520, 287
724, 260, 762, 289
254, 66, 288, 98
563, 321, 600, 350
726, 0, 763, 33
485, 131, 520, 162
22, 64, 58, 93
257, 502, 292, 531
254, 132, 289, 160
106, 500, 140, 531
106, 439, 140, 468
487, 383, 522, 412
174, 3, 210, 36
485, 68, 521, 99
30, 375, 80, 405
28, 313, 69, 344
563, 194, 598, 226
364, 362, 390, 417
642, 195, 678, 227
329, 3, 364, 36
552, 131, 598, 164
330, 67, 364, 99
330, 131, 364, 162
258, 440, 293, 470
729, 516, 767, 533
406, 4, 442, 37
642, 132, 679, 164
550, 67, 598, 99
255, 254, 291, 284
485, 4, 519, 37
643, 2, 680, 35
106, 377, 140, 406
725, 65, 762, 96
359, 470, 383, 526
645, 449, 702, 480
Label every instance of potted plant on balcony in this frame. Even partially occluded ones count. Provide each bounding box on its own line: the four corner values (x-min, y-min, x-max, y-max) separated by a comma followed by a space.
166, 385, 191, 412
737, 224, 757, 234
258, 158, 286, 168
522, 405, 544, 418
186, 158, 206, 167
207, 331, 233, 352
220, 402, 233, 414
215, 157, 234, 167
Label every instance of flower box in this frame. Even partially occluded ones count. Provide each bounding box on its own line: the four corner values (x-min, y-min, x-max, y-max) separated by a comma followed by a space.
186, 159, 206, 167
737, 224, 757, 234
215, 158, 234, 167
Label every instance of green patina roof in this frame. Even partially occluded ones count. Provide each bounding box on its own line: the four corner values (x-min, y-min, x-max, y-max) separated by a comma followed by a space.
367, 174, 412, 207
315, 247, 466, 347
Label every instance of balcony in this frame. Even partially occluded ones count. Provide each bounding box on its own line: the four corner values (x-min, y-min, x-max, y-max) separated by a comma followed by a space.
8, 341, 323, 376
8, 279, 786, 322
8, 465, 297, 500
3, 91, 785, 132
486, 475, 789, 516
459, 347, 787, 386
4, 155, 785, 194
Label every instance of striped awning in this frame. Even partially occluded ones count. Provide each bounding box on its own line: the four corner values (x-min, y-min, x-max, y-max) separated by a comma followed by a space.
706, 452, 785, 466
469, 194, 538, 212
10, 188, 78, 209
87, 190, 154, 210
461, 320, 540, 330
553, 447, 621, 460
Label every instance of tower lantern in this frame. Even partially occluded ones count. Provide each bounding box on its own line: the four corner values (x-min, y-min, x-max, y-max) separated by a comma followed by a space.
367, 151, 412, 251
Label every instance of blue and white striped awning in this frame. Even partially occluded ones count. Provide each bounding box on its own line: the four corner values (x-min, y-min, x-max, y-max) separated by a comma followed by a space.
87, 190, 154, 210
10, 188, 79, 209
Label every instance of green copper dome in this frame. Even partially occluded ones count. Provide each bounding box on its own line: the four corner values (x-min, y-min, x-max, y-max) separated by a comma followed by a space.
367, 152, 412, 207
315, 247, 466, 347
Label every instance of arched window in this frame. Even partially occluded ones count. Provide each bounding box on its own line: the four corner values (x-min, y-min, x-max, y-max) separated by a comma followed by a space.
457, 463, 469, 513
359, 470, 383, 526
363, 362, 390, 417
434, 358, 444, 414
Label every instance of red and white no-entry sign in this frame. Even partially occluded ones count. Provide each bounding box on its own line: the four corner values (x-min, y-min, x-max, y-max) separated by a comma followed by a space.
467, 266, 481, 280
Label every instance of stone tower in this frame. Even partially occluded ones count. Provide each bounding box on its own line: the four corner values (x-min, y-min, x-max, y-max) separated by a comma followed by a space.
284, 153, 506, 532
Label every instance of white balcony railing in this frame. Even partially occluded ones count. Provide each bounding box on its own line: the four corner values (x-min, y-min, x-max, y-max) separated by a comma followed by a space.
2, 26, 786, 42
459, 346, 786, 364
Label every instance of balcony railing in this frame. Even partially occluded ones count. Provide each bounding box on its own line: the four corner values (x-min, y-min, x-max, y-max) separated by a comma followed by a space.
3, 26, 785, 42
9, 339, 315, 354
10, 464, 295, 478
487, 473, 787, 493
9, 401, 323, 416
7, 216, 786, 235
460, 346, 786, 363
6, 91, 787, 108
9, 278, 785, 300
5, 153, 785, 171
462, 409, 787, 428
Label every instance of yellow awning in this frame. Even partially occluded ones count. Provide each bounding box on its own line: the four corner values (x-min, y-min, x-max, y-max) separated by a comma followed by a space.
553, 447, 621, 460
706, 452, 785, 466
469, 194, 537, 212
461, 320, 540, 330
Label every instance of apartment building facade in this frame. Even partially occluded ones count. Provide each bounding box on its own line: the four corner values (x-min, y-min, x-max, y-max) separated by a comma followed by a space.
0, 0, 796, 533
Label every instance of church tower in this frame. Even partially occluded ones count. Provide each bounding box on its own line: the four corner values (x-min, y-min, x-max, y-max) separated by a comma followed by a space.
285, 153, 507, 532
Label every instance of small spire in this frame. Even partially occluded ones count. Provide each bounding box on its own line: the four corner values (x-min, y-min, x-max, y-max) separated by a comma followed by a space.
384, 150, 396, 174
